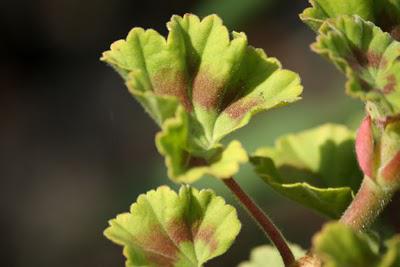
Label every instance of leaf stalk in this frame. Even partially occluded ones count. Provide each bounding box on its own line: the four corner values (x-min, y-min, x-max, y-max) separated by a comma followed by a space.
340, 176, 395, 230
222, 177, 295, 266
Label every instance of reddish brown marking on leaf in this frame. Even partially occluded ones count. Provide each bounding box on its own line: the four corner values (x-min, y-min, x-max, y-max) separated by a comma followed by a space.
224, 97, 261, 119
380, 151, 400, 184
167, 219, 192, 244
358, 78, 374, 92
195, 225, 218, 254
383, 114, 400, 127
137, 225, 179, 266
355, 116, 375, 178
349, 49, 386, 70
390, 25, 400, 41
188, 155, 208, 168
367, 51, 386, 69
383, 74, 396, 94
153, 70, 192, 111
192, 71, 223, 110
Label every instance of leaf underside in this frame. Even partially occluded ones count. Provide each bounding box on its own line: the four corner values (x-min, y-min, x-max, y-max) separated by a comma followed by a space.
251, 124, 363, 218
104, 185, 241, 267
102, 14, 303, 182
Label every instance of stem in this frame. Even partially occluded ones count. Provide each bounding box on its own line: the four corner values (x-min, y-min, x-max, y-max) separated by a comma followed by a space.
222, 177, 295, 267
340, 176, 395, 230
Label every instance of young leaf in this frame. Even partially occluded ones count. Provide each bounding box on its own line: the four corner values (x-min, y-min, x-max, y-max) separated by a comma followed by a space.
313, 222, 400, 267
300, 0, 400, 35
102, 14, 302, 182
238, 244, 305, 267
312, 15, 400, 119
155, 106, 248, 183
313, 222, 380, 267
250, 124, 363, 218
104, 185, 241, 267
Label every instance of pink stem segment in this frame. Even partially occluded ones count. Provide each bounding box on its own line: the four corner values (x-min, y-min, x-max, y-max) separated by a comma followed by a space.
223, 177, 295, 266
340, 176, 394, 230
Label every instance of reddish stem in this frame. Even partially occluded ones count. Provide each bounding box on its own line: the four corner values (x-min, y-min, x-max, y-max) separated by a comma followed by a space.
340, 176, 394, 230
223, 177, 295, 266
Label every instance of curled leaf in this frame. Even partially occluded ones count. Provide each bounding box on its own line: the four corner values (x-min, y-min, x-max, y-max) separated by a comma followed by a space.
300, 0, 400, 36
155, 107, 248, 183
104, 185, 241, 267
312, 15, 400, 118
102, 14, 302, 182
251, 124, 363, 218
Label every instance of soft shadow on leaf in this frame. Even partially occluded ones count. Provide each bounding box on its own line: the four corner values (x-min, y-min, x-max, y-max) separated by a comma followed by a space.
251, 124, 363, 218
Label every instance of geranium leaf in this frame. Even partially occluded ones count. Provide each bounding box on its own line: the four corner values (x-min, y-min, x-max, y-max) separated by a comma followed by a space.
300, 0, 400, 35
313, 223, 400, 267
155, 106, 248, 183
238, 244, 305, 267
250, 124, 363, 218
312, 15, 400, 119
104, 185, 241, 267
313, 223, 380, 267
379, 236, 400, 267
102, 14, 302, 182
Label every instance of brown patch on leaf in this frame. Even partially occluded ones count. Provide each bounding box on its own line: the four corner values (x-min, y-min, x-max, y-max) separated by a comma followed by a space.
383, 114, 400, 127
224, 97, 261, 119
383, 74, 396, 94
357, 78, 374, 92
137, 225, 180, 266
167, 219, 192, 244
390, 25, 400, 41
348, 48, 386, 70
153, 70, 192, 111
188, 155, 208, 168
192, 71, 223, 110
195, 225, 218, 254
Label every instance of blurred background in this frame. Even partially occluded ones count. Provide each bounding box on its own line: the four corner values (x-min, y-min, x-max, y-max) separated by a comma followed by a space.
2, 0, 398, 266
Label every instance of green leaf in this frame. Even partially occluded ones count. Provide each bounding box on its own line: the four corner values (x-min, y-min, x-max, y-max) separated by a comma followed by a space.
238, 244, 305, 267
104, 185, 241, 267
379, 236, 400, 267
300, 0, 400, 34
155, 106, 248, 183
313, 223, 400, 267
313, 222, 380, 267
312, 15, 400, 119
102, 14, 302, 182
250, 124, 363, 218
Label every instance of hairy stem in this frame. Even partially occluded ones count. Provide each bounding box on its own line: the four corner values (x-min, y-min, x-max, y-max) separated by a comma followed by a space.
340, 176, 395, 230
222, 177, 295, 266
